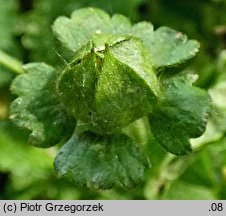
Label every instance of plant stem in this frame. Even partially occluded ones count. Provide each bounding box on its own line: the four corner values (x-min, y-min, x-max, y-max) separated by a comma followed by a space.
123, 116, 153, 145
0, 50, 24, 74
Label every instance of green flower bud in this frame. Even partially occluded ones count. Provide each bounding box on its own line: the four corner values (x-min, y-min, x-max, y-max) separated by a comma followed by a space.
57, 34, 160, 134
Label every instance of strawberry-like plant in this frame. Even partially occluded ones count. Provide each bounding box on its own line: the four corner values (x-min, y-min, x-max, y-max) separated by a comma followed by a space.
10, 8, 211, 189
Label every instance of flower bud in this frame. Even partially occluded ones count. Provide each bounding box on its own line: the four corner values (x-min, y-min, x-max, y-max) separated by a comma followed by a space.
57, 34, 160, 134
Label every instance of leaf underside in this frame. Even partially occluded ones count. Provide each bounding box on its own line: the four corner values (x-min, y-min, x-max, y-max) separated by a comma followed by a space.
149, 75, 211, 155
55, 132, 150, 189
10, 63, 74, 147
135, 26, 200, 68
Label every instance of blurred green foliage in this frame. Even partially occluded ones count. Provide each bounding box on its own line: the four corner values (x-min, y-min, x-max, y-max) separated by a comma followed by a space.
0, 0, 226, 199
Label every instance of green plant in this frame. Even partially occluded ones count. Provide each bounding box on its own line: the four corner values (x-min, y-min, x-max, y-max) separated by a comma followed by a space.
9, 7, 211, 190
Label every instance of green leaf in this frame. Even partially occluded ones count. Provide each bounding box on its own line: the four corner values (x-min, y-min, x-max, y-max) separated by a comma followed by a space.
52, 8, 111, 52
70, 7, 110, 26
130, 21, 154, 51
52, 7, 199, 69
149, 75, 211, 155
52, 8, 134, 53
57, 36, 160, 134
52, 16, 83, 52
132, 26, 200, 68
55, 132, 150, 189
10, 63, 74, 147
111, 14, 132, 34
